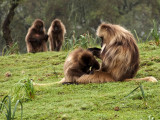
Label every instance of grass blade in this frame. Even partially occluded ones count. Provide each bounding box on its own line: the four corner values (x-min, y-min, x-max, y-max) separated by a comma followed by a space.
151, 20, 160, 46
12, 100, 23, 120
139, 84, 146, 101
8, 96, 11, 120
19, 101, 23, 120
0, 95, 9, 111
124, 85, 140, 98
134, 30, 140, 42
0, 102, 9, 116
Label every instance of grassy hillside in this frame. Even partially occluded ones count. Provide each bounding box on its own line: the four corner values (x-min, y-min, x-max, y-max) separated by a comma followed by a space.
0, 42, 160, 120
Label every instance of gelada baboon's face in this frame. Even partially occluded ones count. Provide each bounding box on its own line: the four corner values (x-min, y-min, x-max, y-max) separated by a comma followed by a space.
34, 20, 44, 32
52, 21, 61, 32
97, 24, 115, 47
80, 54, 93, 73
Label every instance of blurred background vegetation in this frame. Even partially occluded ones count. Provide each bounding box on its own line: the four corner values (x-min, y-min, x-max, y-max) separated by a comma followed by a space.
0, 0, 160, 54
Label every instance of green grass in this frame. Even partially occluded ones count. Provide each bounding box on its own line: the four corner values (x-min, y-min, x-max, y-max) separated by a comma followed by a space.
0, 95, 23, 120
0, 42, 160, 120
151, 20, 160, 46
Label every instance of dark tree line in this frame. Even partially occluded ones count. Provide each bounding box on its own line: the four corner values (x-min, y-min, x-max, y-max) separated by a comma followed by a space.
0, 0, 160, 54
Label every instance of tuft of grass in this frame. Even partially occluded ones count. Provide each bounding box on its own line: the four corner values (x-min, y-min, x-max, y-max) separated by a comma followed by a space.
12, 77, 35, 101
2, 42, 19, 56
151, 20, 160, 46
134, 30, 141, 43
124, 83, 147, 106
134, 29, 152, 43
0, 95, 23, 120
134, 20, 160, 45
62, 32, 98, 51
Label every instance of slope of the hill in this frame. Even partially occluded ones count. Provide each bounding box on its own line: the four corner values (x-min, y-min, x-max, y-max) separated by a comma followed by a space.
0, 43, 160, 120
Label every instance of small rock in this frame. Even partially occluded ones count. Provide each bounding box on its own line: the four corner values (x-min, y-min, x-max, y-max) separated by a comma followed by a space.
5, 72, 12, 77
38, 78, 43, 81
114, 106, 120, 111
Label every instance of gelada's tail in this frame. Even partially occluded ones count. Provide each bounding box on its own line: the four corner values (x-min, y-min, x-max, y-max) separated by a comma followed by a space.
33, 78, 66, 86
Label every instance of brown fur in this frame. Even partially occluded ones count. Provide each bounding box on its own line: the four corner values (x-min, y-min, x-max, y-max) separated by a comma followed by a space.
25, 19, 48, 53
77, 23, 157, 84
48, 19, 66, 51
87, 47, 101, 59
59, 48, 100, 84
33, 48, 100, 86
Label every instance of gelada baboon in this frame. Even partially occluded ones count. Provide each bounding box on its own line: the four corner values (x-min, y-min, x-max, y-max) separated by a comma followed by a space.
25, 19, 48, 53
48, 19, 66, 51
76, 23, 157, 84
33, 48, 100, 86
60, 48, 100, 84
